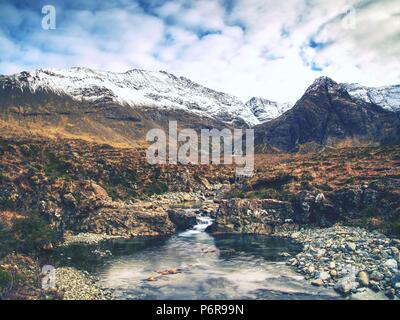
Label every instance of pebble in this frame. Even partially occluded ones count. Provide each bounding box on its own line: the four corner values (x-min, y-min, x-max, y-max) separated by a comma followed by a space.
279, 252, 292, 257
275, 225, 400, 299
370, 270, 384, 281
60, 233, 127, 247
370, 280, 381, 292
385, 259, 398, 272
346, 242, 357, 251
358, 271, 369, 287
55, 267, 112, 300
385, 288, 395, 299
311, 279, 324, 286
316, 271, 330, 281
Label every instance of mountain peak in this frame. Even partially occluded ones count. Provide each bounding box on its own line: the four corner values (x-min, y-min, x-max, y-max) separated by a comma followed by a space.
305, 76, 341, 96
246, 97, 292, 123
254, 77, 400, 152
310, 76, 338, 87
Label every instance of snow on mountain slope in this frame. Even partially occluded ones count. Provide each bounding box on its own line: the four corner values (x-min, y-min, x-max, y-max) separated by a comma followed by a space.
245, 97, 292, 123
343, 83, 400, 112
0, 67, 260, 127
245, 78, 400, 124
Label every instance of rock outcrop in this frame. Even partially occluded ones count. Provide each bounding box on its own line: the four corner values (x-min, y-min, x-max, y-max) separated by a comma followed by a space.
167, 209, 198, 231
79, 202, 176, 237
208, 175, 400, 236
35, 180, 177, 237
207, 198, 297, 234
0, 137, 234, 238
292, 179, 400, 229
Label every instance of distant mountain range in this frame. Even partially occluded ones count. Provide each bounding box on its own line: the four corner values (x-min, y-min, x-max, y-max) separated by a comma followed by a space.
343, 83, 400, 113
0, 67, 399, 151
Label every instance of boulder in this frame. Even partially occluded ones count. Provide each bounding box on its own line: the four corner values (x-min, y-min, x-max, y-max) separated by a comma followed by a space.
292, 191, 339, 226
167, 209, 197, 231
207, 198, 296, 234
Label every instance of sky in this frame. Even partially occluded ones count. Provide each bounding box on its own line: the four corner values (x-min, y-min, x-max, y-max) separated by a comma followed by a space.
0, 0, 399, 102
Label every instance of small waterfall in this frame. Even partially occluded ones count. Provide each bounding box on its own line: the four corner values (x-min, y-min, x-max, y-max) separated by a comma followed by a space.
178, 213, 214, 237
193, 215, 214, 232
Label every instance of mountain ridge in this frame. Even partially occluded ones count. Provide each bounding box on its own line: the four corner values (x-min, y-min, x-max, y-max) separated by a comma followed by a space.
254, 76, 400, 152
1, 68, 400, 151
0, 67, 259, 127
343, 82, 400, 112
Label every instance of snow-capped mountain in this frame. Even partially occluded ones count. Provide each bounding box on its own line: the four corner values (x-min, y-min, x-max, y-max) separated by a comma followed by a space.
342, 83, 400, 112
245, 97, 292, 123
1, 68, 399, 130
0, 67, 260, 127
254, 76, 400, 152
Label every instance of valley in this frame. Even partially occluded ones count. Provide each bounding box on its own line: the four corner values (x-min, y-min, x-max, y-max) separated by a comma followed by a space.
0, 135, 399, 300
0, 68, 399, 300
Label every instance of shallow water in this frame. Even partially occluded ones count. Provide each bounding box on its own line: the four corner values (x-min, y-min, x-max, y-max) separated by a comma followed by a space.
55, 215, 340, 300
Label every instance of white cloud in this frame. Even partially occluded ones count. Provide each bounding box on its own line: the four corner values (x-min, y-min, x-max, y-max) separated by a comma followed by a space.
156, 0, 226, 31
0, 0, 399, 103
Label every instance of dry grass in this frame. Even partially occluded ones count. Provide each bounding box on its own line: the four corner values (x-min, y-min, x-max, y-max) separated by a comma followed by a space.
0, 118, 148, 149
0, 211, 25, 227
253, 146, 400, 194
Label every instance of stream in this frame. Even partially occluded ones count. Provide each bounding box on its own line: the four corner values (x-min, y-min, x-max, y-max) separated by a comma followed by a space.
55, 211, 340, 300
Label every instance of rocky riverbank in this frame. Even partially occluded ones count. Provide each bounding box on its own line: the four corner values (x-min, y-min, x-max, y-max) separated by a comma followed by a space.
0, 253, 112, 300
276, 225, 400, 299
55, 267, 112, 300
206, 197, 400, 299
60, 232, 128, 246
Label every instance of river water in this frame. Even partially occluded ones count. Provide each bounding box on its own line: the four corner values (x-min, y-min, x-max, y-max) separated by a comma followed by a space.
56, 213, 340, 300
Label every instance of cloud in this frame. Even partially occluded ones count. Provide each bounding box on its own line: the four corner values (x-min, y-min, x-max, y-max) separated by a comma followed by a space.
0, 0, 399, 102
156, 0, 227, 31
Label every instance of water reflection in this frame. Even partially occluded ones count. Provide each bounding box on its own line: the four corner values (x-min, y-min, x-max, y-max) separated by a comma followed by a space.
53, 221, 339, 299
